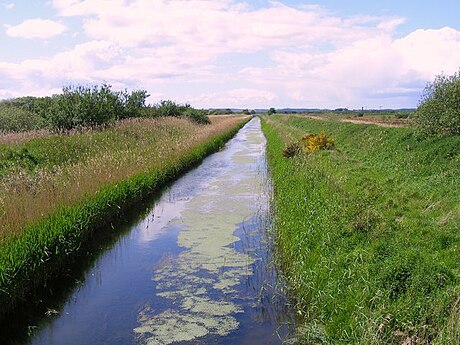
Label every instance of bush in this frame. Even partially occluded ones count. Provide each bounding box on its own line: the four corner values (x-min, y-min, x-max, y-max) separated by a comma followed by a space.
28, 84, 150, 131
300, 132, 335, 153
0, 104, 45, 132
267, 107, 277, 115
0, 86, 210, 132
48, 84, 123, 130
282, 132, 335, 157
282, 142, 302, 157
118, 89, 150, 119
415, 70, 460, 136
157, 100, 184, 118
182, 108, 211, 124
155, 101, 210, 124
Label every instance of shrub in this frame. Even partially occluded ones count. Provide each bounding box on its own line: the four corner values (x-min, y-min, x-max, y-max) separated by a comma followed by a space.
118, 89, 150, 119
182, 108, 211, 124
282, 132, 334, 157
155, 101, 210, 124
157, 100, 184, 117
29, 84, 150, 131
267, 107, 277, 115
1, 87, 210, 132
282, 141, 302, 157
300, 132, 335, 153
395, 112, 410, 119
39, 84, 123, 130
415, 70, 460, 136
0, 104, 45, 132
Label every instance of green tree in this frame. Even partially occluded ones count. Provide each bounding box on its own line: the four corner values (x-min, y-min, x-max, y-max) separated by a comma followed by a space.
267, 107, 276, 115
415, 70, 460, 136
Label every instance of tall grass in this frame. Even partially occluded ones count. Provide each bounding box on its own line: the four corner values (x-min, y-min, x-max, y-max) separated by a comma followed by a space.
0, 115, 249, 316
262, 115, 460, 344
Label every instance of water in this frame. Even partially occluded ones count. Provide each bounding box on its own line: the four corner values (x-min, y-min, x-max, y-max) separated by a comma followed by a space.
3, 117, 295, 345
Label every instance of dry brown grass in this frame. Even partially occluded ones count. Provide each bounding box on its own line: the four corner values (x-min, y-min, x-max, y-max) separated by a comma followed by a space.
0, 129, 52, 145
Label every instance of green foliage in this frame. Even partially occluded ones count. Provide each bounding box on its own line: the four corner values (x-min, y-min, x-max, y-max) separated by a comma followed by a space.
39, 84, 150, 130
182, 108, 211, 124
267, 107, 277, 115
118, 89, 150, 119
415, 70, 460, 136
262, 115, 460, 343
157, 100, 185, 117
155, 100, 210, 124
0, 104, 45, 132
0, 86, 212, 132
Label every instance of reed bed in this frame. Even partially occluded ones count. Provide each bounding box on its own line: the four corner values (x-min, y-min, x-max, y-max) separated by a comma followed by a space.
0, 117, 242, 241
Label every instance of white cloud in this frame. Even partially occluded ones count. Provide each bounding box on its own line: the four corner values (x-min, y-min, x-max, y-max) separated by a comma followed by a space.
394, 27, 460, 79
186, 88, 277, 108
1, 1, 460, 108
2, 2, 14, 9
5, 18, 67, 39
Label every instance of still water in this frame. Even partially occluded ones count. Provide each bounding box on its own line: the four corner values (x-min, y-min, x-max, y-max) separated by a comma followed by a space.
5, 117, 295, 344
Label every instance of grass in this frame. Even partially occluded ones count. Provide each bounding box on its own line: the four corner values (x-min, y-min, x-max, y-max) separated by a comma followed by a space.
0, 115, 250, 317
262, 115, 460, 344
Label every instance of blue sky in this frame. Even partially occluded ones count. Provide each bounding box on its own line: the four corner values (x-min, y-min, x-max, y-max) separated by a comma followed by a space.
1, 0, 460, 109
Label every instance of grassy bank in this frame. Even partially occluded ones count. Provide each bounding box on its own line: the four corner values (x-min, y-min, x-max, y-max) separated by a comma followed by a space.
262, 115, 460, 344
0, 115, 249, 317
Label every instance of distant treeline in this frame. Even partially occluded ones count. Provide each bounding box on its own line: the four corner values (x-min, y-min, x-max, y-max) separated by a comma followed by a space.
0, 84, 211, 132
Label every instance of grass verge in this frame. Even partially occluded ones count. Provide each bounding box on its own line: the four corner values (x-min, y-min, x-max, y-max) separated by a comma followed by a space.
0, 116, 250, 318
262, 115, 460, 344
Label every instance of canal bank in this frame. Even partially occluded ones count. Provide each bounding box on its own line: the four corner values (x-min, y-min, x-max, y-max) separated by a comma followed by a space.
4, 118, 295, 345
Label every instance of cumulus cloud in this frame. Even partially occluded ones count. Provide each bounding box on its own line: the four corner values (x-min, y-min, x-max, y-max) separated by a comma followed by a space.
5, 18, 67, 39
1, 1, 460, 107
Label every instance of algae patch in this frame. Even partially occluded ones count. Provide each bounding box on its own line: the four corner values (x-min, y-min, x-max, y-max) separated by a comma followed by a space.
135, 119, 268, 344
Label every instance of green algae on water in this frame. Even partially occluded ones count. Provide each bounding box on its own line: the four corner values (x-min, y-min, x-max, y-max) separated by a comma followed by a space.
134, 119, 269, 344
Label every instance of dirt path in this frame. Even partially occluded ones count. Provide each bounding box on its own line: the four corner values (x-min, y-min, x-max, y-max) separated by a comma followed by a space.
341, 118, 410, 128
296, 114, 411, 128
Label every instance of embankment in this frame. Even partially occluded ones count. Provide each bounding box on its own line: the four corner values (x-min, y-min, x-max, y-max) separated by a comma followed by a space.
262, 114, 460, 344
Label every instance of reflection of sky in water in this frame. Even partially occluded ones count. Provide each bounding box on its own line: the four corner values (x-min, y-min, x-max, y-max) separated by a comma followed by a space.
134, 118, 272, 344
19, 117, 293, 345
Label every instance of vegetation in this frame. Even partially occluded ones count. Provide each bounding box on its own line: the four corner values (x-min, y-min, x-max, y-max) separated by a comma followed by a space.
0, 84, 210, 132
283, 132, 335, 157
208, 108, 234, 115
262, 115, 460, 344
0, 115, 249, 317
267, 107, 277, 115
415, 70, 460, 136
0, 102, 44, 133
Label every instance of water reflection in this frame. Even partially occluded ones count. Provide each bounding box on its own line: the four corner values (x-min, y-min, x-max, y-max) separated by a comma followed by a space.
134, 118, 294, 344
5, 118, 295, 345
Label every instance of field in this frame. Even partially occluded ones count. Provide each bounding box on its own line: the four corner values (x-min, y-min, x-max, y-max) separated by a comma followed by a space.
0, 115, 249, 316
262, 114, 460, 344
299, 112, 412, 128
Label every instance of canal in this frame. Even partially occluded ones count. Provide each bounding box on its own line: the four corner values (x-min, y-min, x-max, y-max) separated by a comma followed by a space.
4, 117, 295, 345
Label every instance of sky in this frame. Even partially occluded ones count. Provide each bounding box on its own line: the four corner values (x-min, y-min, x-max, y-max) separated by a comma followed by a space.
0, 1, 459, 109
